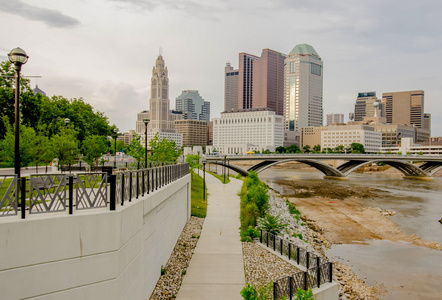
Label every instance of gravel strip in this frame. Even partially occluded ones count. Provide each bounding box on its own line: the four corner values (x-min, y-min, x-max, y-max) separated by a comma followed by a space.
150, 216, 204, 300
242, 242, 301, 287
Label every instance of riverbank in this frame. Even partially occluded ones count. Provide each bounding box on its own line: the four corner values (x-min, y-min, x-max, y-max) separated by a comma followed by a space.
274, 179, 442, 251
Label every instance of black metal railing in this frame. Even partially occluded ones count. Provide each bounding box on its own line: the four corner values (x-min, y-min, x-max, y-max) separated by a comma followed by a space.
0, 163, 189, 219
259, 229, 333, 299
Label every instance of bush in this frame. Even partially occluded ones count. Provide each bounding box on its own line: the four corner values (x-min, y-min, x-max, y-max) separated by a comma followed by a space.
259, 214, 288, 235
296, 288, 314, 300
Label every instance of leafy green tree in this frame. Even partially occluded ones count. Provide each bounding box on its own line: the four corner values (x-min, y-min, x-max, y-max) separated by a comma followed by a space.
127, 136, 144, 163
334, 145, 345, 153
148, 133, 182, 163
350, 142, 365, 153
262, 149, 271, 154
51, 133, 79, 169
303, 145, 311, 153
0, 116, 36, 167
313, 144, 321, 153
82, 135, 107, 169
186, 154, 201, 171
275, 146, 285, 154
286, 144, 301, 153
33, 135, 54, 171
259, 214, 288, 235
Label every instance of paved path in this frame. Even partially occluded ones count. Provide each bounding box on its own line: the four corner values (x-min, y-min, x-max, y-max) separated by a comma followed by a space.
177, 173, 245, 300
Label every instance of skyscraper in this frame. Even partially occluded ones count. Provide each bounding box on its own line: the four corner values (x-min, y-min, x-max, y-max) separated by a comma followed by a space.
354, 92, 383, 121
175, 90, 210, 123
252, 49, 286, 115
283, 44, 323, 145
141, 54, 182, 146
238, 52, 259, 110
224, 63, 239, 112
382, 90, 424, 128
224, 49, 285, 115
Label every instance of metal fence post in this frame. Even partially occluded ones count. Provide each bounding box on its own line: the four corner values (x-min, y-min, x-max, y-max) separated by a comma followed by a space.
273, 234, 276, 251
136, 171, 139, 199
260, 230, 263, 243
129, 172, 132, 202
297, 247, 300, 265
121, 173, 125, 206
289, 276, 293, 300
329, 262, 333, 282
288, 243, 291, 260
267, 231, 269, 247
142, 170, 145, 196
306, 252, 310, 269
156, 167, 158, 190
303, 271, 308, 291
109, 174, 116, 211
273, 281, 277, 300
280, 238, 283, 255
20, 177, 26, 219
147, 169, 150, 194
317, 256, 321, 288
69, 175, 73, 214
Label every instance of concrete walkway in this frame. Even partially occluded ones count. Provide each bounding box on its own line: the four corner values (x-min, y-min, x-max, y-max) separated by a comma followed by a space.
177, 173, 245, 300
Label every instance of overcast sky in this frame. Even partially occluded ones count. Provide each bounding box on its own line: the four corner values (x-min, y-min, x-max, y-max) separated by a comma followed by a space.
1, 0, 441, 136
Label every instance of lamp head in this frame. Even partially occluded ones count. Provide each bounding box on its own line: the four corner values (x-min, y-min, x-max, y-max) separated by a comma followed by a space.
8, 47, 28, 65
143, 118, 150, 124
64, 118, 70, 124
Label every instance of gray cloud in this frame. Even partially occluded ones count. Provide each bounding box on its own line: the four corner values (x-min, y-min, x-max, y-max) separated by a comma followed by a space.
0, 0, 80, 28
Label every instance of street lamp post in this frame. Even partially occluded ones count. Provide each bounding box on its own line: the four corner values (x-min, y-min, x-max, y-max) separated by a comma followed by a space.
202, 160, 206, 201
113, 128, 118, 168
143, 118, 150, 168
8, 47, 28, 177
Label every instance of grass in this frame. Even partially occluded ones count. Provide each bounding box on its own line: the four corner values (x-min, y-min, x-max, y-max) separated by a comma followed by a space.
190, 171, 207, 218
206, 170, 231, 184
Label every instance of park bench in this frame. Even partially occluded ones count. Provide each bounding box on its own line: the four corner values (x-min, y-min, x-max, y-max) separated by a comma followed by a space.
31, 176, 59, 191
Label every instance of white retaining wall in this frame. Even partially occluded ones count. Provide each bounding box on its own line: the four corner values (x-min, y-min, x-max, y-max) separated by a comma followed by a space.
0, 174, 191, 299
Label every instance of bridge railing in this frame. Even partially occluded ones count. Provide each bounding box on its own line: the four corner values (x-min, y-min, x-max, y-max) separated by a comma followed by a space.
0, 163, 189, 219
259, 229, 333, 299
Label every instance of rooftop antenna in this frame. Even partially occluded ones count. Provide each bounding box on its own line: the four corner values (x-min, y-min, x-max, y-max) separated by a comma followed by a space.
159, 47, 163, 56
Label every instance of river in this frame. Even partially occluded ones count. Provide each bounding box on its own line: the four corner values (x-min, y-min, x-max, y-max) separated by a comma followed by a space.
259, 168, 442, 299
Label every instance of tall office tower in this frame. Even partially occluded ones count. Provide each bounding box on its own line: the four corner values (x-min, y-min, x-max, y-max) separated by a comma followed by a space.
136, 110, 150, 134
224, 63, 239, 112
252, 49, 286, 115
175, 90, 210, 123
382, 90, 424, 128
283, 44, 323, 145
148, 55, 175, 133
326, 113, 344, 125
238, 53, 259, 109
354, 92, 383, 121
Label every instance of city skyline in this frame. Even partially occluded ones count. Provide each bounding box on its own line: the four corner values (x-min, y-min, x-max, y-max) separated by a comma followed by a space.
1, 1, 441, 135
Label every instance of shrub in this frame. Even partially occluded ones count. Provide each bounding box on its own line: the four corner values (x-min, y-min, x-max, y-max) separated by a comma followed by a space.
240, 283, 258, 300
296, 288, 314, 300
259, 214, 288, 235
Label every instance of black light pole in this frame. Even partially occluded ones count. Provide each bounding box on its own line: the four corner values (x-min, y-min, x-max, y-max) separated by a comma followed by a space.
113, 128, 118, 168
143, 118, 150, 168
64, 118, 71, 173
8, 47, 28, 178
203, 160, 206, 201
223, 155, 227, 183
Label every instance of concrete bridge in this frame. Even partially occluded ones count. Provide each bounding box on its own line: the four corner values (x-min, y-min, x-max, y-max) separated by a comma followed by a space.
205, 154, 442, 180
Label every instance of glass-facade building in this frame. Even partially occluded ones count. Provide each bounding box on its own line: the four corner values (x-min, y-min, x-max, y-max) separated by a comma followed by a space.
283, 44, 323, 144
175, 90, 210, 123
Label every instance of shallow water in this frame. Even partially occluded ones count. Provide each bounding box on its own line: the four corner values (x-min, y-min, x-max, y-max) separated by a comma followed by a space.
259, 168, 442, 299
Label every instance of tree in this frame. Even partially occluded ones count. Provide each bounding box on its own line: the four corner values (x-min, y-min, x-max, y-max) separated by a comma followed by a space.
51, 133, 79, 169
148, 133, 182, 163
0, 116, 36, 167
350, 142, 365, 153
275, 146, 285, 154
334, 145, 345, 153
127, 136, 144, 163
313, 144, 321, 153
303, 145, 311, 153
33, 135, 54, 172
186, 154, 201, 171
286, 144, 301, 153
82, 135, 107, 169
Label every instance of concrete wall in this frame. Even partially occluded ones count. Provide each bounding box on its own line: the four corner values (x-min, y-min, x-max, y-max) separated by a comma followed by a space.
0, 174, 191, 299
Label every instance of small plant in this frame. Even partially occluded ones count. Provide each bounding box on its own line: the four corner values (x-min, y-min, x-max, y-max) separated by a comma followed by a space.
160, 265, 166, 275
182, 269, 187, 275
292, 232, 303, 240
296, 288, 314, 300
241, 226, 260, 242
240, 283, 258, 300
259, 214, 288, 235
